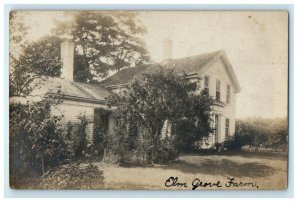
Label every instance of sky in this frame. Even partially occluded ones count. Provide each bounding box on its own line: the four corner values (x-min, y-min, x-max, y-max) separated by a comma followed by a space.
13, 11, 288, 118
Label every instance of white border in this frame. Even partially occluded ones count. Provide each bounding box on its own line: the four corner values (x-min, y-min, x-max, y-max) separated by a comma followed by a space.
1, 0, 299, 201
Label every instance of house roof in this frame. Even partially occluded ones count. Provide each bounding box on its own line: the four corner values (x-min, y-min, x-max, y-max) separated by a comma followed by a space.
10, 50, 241, 106
100, 50, 222, 86
100, 50, 241, 93
10, 77, 112, 104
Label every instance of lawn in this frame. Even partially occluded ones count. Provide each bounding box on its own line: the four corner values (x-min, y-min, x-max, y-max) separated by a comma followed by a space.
95, 152, 288, 190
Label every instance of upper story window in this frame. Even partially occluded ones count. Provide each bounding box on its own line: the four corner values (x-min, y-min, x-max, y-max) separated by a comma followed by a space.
216, 80, 221, 102
204, 76, 209, 94
226, 84, 231, 104
225, 118, 230, 138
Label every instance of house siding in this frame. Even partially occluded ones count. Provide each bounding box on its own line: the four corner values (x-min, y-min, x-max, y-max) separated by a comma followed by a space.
51, 99, 113, 142
200, 58, 236, 143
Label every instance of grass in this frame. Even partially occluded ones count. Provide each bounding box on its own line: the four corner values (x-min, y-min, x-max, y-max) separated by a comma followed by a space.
10, 152, 287, 190
95, 152, 288, 190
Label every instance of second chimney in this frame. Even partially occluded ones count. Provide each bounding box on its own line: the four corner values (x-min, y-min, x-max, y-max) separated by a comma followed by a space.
60, 40, 74, 81
162, 39, 173, 60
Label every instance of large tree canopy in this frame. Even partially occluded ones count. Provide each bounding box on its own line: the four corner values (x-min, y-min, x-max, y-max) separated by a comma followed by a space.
53, 11, 150, 82
9, 36, 62, 97
107, 67, 213, 163
10, 11, 150, 96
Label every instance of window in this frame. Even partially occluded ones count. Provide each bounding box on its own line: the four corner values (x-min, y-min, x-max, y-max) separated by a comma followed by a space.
225, 118, 230, 138
204, 76, 209, 94
216, 80, 221, 102
226, 84, 231, 104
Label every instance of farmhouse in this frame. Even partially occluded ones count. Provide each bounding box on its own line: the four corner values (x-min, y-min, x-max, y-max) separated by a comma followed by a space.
100, 42, 241, 148
10, 40, 241, 148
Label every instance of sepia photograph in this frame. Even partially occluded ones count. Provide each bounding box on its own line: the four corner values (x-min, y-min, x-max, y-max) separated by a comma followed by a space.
9, 10, 288, 190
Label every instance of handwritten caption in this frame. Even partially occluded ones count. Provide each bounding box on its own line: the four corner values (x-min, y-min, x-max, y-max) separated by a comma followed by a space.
165, 176, 259, 190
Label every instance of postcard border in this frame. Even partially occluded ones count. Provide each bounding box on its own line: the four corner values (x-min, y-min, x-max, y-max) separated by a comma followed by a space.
3, 3, 294, 198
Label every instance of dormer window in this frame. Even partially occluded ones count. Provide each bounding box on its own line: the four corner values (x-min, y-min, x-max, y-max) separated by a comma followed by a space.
216, 80, 221, 102
204, 76, 209, 94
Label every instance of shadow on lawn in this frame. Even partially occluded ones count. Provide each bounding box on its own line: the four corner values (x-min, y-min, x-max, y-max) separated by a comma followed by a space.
162, 159, 275, 178
192, 151, 288, 161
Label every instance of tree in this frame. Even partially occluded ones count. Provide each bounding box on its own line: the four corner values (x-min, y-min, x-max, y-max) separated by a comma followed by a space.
9, 11, 32, 97
108, 67, 213, 163
267, 118, 288, 151
9, 11, 150, 96
9, 36, 62, 97
173, 90, 213, 152
9, 12, 63, 97
53, 11, 150, 82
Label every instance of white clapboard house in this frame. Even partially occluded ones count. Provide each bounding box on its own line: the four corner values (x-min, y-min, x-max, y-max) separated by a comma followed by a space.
10, 40, 241, 148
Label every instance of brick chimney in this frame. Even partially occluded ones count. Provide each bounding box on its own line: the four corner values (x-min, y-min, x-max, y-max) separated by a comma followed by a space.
162, 39, 173, 60
60, 40, 74, 81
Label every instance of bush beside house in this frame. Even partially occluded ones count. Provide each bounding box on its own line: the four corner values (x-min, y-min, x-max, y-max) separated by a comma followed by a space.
223, 118, 288, 152
9, 96, 102, 188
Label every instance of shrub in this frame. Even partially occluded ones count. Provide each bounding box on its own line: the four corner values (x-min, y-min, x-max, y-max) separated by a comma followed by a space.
93, 124, 106, 157
153, 138, 178, 164
155, 146, 178, 164
40, 162, 104, 189
222, 117, 288, 152
233, 118, 288, 151
64, 114, 96, 161
9, 96, 72, 179
222, 136, 242, 151
70, 114, 90, 158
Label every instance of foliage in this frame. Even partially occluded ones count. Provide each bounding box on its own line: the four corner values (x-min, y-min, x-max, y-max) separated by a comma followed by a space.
10, 11, 149, 96
19, 36, 63, 77
266, 118, 288, 151
9, 12, 32, 97
53, 11, 150, 81
9, 95, 72, 178
65, 114, 91, 159
74, 114, 90, 157
224, 117, 288, 151
92, 124, 106, 159
154, 137, 178, 164
222, 136, 247, 151
108, 67, 213, 163
9, 59, 41, 97
40, 162, 104, 189
10, 13, 62, 96
9, 11, 29, 59
9, 96, 96, 188
173, 90, 213, 152
9, 36, 62, 97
